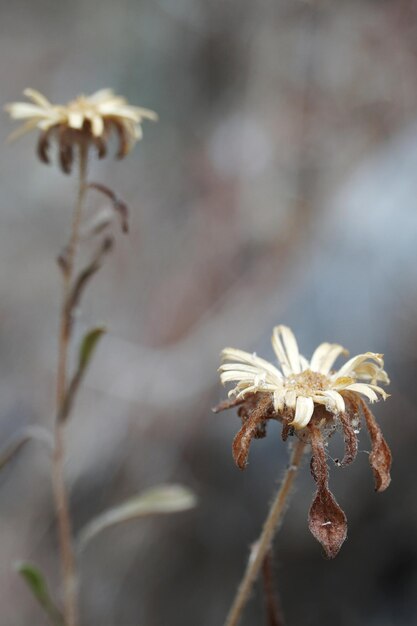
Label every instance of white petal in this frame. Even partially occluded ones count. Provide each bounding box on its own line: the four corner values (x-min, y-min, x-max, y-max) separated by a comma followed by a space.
335, 352, 384, 379
310, 342, 348, 374
87, 88, 117, 104
284, 389, 297, 409
90, 114, 104, 137
290, 396, 314, 429
273, 389, 285, 412
345, 383, 388, 402
272, 325, 301, 375
5, 102, 48, 119
68, 111, 84, 129
23, 88, 51, 108
221, 348, 283, 380
299, 354, 310, 371
322, 390, 345, 413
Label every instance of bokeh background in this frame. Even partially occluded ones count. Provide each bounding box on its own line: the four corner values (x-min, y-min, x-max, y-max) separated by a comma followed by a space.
1, 0, 417, 624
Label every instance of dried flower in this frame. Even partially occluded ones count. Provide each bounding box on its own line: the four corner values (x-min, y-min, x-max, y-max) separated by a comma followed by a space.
4, 88, 158, 172
214, 324, 392, 557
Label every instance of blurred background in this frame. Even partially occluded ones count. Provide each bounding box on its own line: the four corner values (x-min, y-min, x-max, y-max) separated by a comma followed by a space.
1, 0, 417, 624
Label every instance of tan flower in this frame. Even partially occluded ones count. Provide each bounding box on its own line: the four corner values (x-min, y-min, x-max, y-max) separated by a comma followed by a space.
5, 88, 158, 172
214, 324, 392, 557
219, 324, 389, 429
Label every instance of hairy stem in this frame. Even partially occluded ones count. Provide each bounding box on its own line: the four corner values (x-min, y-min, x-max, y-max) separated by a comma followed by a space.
261, 549, 284, 626
225, 439, 306, 626
52, 144, 87, 626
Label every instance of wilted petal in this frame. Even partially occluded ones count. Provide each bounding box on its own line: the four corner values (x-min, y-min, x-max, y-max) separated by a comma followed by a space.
290, 396, 314, 429
335, 352, 384, 379
344, 383, 386, 403
310, 343, 348, 375
23, 88, 52, 108
272, 325, 301, 375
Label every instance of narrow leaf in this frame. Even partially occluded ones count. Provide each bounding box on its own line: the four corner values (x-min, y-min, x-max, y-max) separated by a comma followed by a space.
77, 484, 197, 553
79, 327, 106, 372
87, 182, 129, 233
59, 327, 106, 422
0, 426, 53, 471
15, 561, 64, 626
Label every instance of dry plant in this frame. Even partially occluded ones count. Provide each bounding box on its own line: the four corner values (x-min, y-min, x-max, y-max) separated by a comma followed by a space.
2, 88, 196, 626
214, 324, 392, 626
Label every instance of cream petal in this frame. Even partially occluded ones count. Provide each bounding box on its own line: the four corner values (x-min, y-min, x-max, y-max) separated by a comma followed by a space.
7, 119, 42, 141
334, 352, 384, 379
299, 354, 310, 371
310, 342, 348, 374
90, 114, 104, 137
221, 348, 283, 380
68, 111, 84, 129
322, 390, 345, 413
272, 325, 301, 375
345, 383, 388, 402
290, 396, 314, 429
273, 389, 285, 412
23, 88, 51, 108
284, 389, 297, 409
87, 88, 117, 104
5, 102, 48, 119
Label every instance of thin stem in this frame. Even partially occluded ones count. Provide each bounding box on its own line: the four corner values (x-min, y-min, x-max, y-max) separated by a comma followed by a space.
52, 144, 88, 626
261, 549, 284, 626
225, 439, 306, 626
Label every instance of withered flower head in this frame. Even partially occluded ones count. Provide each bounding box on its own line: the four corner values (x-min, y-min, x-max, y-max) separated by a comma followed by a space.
214, 325, 392, 558
4, 88, 158, 173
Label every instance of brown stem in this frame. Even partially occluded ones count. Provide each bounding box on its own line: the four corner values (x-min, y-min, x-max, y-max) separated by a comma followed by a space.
52, 144, 88, 626
261, 549, 285, 626
224, 439, 306, 626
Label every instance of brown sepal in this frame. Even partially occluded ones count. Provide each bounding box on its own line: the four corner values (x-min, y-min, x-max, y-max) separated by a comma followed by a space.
232, 395, 273, 470
211, 396, 247, 414
360, 399, 392, 492
37, 127, 54, 164
308, 424, 347, 558
112, 119, 130, 159
58, 129, 74, 174
338, 412, 358, 467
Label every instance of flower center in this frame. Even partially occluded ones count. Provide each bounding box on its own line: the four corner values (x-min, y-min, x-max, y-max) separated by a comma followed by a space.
285, 370, 329, 395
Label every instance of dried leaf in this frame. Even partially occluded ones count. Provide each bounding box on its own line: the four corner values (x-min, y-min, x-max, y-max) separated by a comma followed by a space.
59, 327, 106, 422
87, 183, 129, 233
15, 561, 64, 626
308, 486, 348, 559
361, 400, 392, 492
308, 425, 347, 558
77, 484, 197, 553
65, 236, 114, 321
338, 412, 358, 467
0, 426, 53, 471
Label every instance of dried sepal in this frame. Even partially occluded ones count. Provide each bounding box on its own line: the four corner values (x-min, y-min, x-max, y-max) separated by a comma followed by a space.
232, 394, 274, 470
338, 412, 358, 467
360, 399, 392, 492
58, 127, 74, 174
37, 127, 54, 164
112, 118, 131, 159
308, 424, 347, 558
